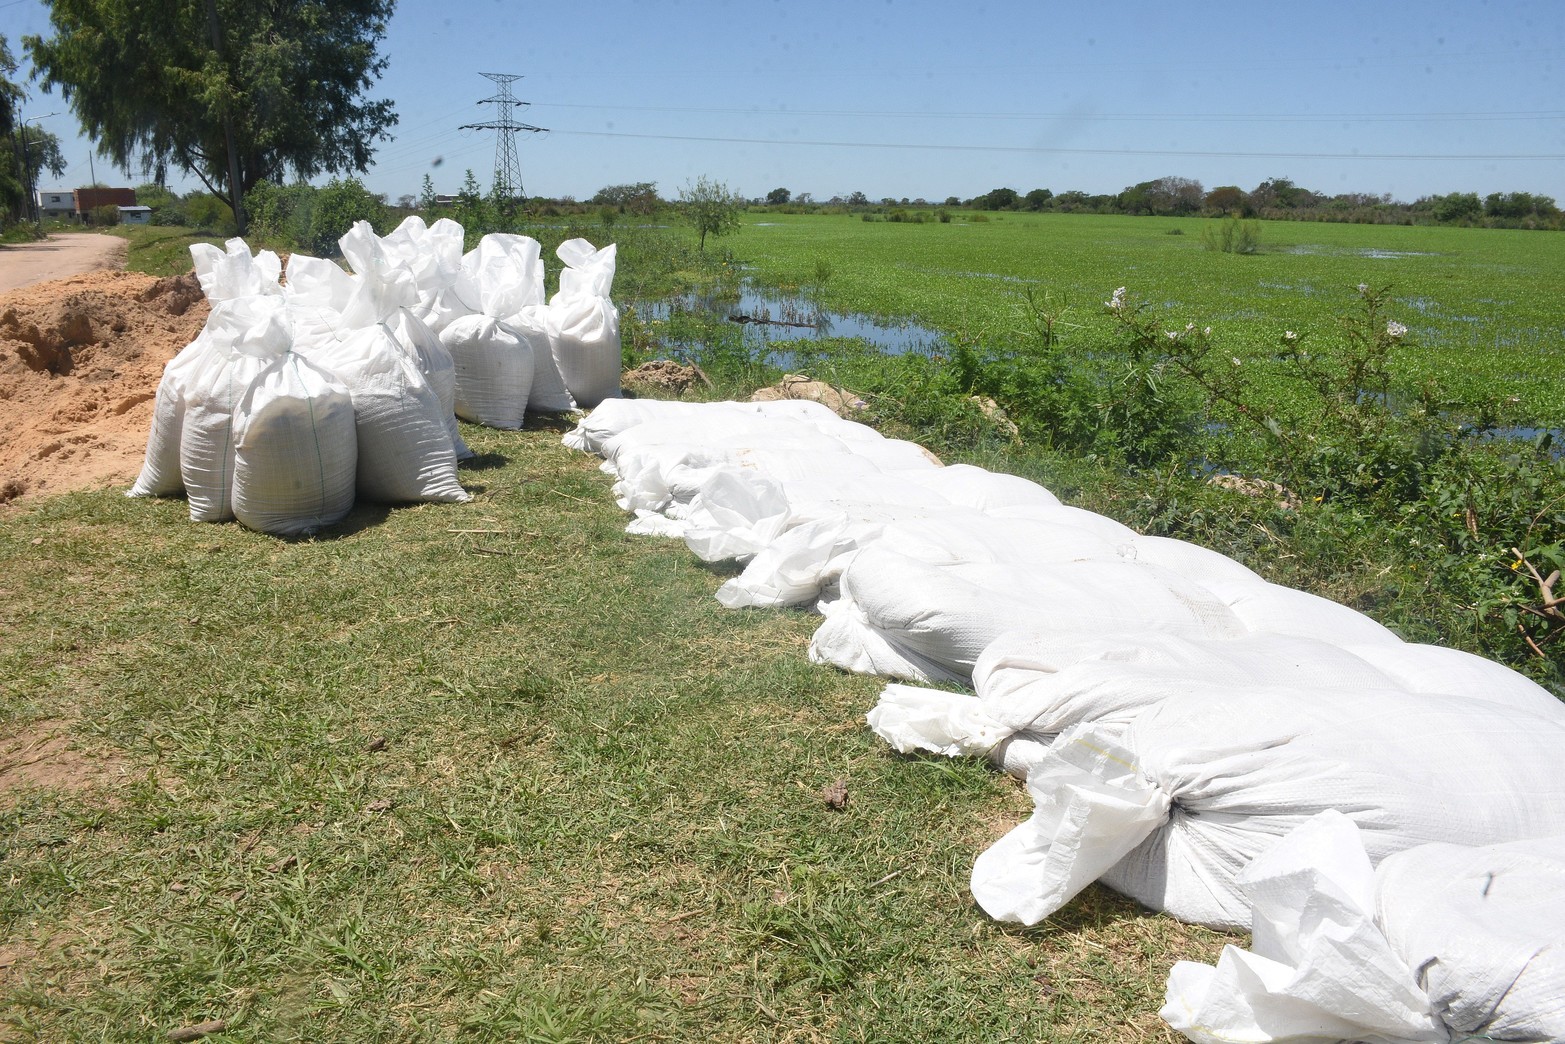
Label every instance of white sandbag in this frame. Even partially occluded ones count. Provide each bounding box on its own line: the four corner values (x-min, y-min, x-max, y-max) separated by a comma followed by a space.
867, 684, 1009, 758
1117, 533, 1264, 587
441, 314, 533, 429
1162, 811, 1446, 1044
1206, 576, 1404, 646
383, 309, 473, 461
868, 631, 1403, 778
282, 252, 357, 354
334, 223, 474, 461
973, 685, 1565, 930
898, 463, 1061, 511
977, 630, 1399, 742
991, 502, 1142, 544
561, 397, 879, 455
231, 351, 357, 537
716, 504, 1122, 612
506, 304, 568, 412
1346, 641, 1564, 717
547, 238, 621, 408
437, 234, 543, 429
810, 545, 1247, 684
134, 240, 286, 500
1165, 813, 1565, 1044
1376, 834, 1565, 1042
189, 237, 283, 303
178, 296, 292, 522
381, 217, 477, 336
314, 326, 466, 504
127, 336, 214, 498
677, 457, 958, 565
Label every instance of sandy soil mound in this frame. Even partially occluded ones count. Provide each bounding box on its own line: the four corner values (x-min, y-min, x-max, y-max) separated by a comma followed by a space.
0, 270, 208, 504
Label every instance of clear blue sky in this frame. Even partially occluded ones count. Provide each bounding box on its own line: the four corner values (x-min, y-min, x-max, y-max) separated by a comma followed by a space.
5, 0, 1563, 205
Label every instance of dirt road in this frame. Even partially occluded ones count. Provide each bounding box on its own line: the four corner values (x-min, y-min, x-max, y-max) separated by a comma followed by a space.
0, 232, 128, 294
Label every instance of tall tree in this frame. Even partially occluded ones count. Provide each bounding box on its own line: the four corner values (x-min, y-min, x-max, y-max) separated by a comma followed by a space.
26, 0, 397, 232
1, 35, 27, 219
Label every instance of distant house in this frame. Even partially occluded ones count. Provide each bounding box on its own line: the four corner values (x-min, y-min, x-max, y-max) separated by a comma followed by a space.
75, 187, 137, 218
433, 194, 458, 206
36, 190, 76, 220
118, 205, 153, 225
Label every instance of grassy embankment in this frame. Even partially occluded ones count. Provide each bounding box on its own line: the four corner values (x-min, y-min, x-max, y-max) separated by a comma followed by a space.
4, 212, 1557, 1037
1, 225, 1230, 1039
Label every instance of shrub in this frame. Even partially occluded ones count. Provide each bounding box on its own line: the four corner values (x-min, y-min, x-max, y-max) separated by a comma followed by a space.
306, 178, 386, 256
184, 193, 233, 232
1201, 217, 1260, 254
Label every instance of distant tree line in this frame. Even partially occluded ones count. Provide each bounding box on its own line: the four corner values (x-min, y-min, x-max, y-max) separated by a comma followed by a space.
761, 175, 1561, 230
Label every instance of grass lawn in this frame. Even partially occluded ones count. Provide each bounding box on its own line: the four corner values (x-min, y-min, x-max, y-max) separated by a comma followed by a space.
0, 421, 1232, 1041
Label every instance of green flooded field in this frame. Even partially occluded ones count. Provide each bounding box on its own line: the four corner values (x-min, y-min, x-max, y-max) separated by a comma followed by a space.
733, 212, 1564, 424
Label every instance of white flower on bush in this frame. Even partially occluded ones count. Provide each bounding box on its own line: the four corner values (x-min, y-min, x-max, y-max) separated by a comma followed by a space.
1283, 330, 1298, 342
1386, 320, 1408, 340
1105, 287, 1128, 312
1166, 330, 1179, 341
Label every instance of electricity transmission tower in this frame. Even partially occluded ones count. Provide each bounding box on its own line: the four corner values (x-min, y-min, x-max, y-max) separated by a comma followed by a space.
460, 72, 546, 207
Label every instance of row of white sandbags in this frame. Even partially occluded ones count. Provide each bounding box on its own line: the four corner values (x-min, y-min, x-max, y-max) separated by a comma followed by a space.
366, 217, 621, 418
564, 400, 1565, 933
129, 239, 469, 535
1163, 811, 1565, 1044
567, 400, 1565, 1040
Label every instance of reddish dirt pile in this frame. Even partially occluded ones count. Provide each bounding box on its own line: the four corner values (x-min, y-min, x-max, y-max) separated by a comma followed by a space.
0, 270, 208, 504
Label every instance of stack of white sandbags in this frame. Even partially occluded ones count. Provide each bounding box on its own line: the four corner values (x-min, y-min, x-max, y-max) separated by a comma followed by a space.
296, 229, 468, 505
129, 236, 473, 535
1163, 811, 1565, 1044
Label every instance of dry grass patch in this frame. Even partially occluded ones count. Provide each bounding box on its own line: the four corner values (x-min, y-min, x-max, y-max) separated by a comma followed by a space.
0, 720, 129, 808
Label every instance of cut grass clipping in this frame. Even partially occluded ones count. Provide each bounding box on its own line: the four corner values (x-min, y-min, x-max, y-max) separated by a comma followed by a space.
0, 422, 1231, 1041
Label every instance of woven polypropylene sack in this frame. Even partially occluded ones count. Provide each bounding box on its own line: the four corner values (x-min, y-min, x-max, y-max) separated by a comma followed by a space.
232, 353, 357, 537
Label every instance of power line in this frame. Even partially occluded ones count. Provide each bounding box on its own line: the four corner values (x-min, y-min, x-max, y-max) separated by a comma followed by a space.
538, 102, 1565, 125
551, 127, 1565, 162
459, 72, 546, 202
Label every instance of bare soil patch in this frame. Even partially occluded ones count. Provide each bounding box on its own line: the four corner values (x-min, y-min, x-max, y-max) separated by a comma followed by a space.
0, 270, 207, 504
0, 719, 130, 808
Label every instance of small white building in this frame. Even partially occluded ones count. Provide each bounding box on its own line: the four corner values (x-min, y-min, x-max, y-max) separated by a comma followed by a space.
36, 190, 76, 220
117, 205, 153, 225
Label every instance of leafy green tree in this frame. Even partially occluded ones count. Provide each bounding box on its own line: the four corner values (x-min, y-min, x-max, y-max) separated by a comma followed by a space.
678, 175, 743, 251
1432, 191, 1482, 223
591, 182, 660, 214
1, 35, 31, 220
307, 176, 384, 255
765, 186, 790, 205
1023, 188, 1053, 211
974, 187, 1019, 210
26, 0, 398, 232
1203, 185, 1245, 216
418, 173, 438, 212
